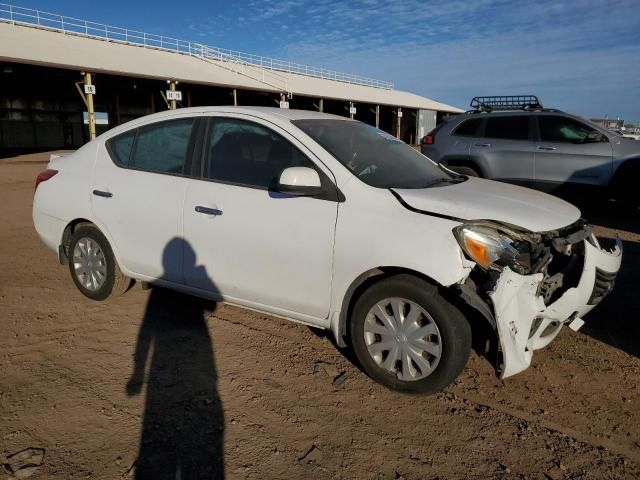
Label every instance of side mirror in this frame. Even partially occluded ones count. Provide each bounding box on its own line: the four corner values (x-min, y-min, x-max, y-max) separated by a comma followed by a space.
277, 167, 322, 196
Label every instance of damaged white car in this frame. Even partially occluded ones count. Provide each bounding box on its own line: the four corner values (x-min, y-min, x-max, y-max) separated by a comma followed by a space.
32, 107, 622, 394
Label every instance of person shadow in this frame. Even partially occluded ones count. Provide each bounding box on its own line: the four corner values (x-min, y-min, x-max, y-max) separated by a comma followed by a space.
126, 237, 225, 479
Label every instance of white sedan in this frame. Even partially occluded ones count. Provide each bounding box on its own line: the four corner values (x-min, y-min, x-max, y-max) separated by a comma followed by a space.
33, 107, 622, 393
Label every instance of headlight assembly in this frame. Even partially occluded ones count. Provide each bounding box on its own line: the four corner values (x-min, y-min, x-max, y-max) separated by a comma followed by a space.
453, 223, 524, 273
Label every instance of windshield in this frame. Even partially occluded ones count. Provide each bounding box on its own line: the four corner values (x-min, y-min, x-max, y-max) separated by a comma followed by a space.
293, 119, 458, 188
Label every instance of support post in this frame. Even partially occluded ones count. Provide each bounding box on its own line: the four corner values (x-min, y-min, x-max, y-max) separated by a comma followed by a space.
115, 94, 121, 125
169, 80, 177, 110
396, 107, 402, 139
349, 101, 355, 120
318, 98, 323, 112
232, 88, 238, 106
375, 105, 380, 129
84, 72, 96, 140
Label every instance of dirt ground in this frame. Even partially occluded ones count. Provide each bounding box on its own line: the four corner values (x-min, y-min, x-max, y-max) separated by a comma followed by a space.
1, 153, 639, 479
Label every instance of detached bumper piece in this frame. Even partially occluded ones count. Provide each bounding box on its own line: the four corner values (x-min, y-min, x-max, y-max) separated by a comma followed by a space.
489, 236, 622, 379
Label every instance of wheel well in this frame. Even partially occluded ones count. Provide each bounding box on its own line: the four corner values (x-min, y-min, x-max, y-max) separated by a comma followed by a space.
336, 267, 459, 347
60, 218, 95, 264
335, 266, 497, 354
611, 159, 640, 187
440, 157, 483, 177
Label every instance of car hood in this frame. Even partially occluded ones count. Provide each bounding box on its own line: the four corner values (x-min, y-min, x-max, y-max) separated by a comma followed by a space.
391, 177, 581, 232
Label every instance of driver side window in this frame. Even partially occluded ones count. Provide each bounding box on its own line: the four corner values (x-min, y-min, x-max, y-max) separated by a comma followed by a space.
538, 115, 602, 144
204, 117, 315, 189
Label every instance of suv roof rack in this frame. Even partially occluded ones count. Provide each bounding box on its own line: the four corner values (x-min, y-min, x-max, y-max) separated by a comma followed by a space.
468, 95, 550, 113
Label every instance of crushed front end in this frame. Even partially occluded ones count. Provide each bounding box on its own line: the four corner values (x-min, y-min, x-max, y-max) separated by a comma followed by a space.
455, 219, 622, 378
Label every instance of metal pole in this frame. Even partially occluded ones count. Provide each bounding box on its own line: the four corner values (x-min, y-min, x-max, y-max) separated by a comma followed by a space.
349, 101, 354, 120
169, 80, 177, 110
232, 88, 237, 106
375, 105, 380, 129
396, 108, 402, 139
115, 94, 121, 125
84, 72, 96, 140
318, 98, 323, 112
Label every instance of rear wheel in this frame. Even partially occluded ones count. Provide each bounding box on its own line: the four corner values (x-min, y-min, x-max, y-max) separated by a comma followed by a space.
451, 166, 479, 177
68, 225, 131, 300
349, 274, 471, 394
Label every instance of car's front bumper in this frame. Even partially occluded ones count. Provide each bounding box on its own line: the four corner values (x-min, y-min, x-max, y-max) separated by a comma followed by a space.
488, 236, 622, 378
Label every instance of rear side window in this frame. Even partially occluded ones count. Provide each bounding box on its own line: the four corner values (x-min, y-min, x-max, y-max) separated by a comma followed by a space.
205, 117, 315, 189
131, 119, 194, 174
107, 118, 195, 175
108, 130, 135, 165
453, 118, 482, 137
484, 116, 530, 140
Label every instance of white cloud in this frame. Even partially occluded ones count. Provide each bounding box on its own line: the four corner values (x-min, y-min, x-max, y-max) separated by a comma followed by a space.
185, 0, 640, 118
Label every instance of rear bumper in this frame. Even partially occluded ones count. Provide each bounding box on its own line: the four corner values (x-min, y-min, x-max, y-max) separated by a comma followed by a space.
33, 207, 66, 256
489, 236, 622, 378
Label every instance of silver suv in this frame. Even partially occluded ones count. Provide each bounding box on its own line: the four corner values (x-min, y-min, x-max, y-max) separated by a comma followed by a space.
421, 96, 640, 201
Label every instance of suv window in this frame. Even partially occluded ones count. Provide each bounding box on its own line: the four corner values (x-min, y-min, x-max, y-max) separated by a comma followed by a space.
453, 118, 482, 137
107, 118, 195, 174
484, 116, 530, 141
538, 115, 601, 143
205, 117, 315, 188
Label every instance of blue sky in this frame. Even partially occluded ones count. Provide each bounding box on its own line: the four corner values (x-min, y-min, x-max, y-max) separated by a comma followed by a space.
11, 0, 640, 121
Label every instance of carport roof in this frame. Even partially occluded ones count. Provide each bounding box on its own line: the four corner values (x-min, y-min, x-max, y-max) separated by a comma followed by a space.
0, 22, 462, 113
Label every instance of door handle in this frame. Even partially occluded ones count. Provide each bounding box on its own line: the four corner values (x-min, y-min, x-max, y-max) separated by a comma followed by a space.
474, 143, 491, 147
92, 189, 113, 198
537, 146, 558, 151
195, 206, 223, 216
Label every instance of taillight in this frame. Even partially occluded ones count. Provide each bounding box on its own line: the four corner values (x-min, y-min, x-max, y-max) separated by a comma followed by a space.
35, 169, 58, 191
421, 135, 434, 145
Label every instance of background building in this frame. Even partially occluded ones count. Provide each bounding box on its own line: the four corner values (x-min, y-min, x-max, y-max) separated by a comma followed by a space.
0, 4, 461, 157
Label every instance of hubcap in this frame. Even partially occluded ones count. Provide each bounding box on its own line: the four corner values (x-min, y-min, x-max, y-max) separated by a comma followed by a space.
72, 237, 107, 291
363, 297, 442, 381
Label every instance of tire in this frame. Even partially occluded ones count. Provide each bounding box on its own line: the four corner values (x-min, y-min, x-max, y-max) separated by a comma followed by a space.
349, 274, 471, 394
610, 164, 639, 208
67, 225, 131, 301
452, 166, 479, 177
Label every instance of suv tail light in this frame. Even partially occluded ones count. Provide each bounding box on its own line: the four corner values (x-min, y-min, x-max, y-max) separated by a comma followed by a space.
35, 169, 58, 191
421, 135, 434, 145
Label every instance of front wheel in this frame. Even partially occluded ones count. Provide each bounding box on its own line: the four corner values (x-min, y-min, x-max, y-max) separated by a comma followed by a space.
67, 225, 131, 301
350, 275, 471, 394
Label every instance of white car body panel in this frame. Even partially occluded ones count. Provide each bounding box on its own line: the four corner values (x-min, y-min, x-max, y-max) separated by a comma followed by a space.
90, 163, 189, 283
31, 106, 623, 382
491, 238, 622, 378
393, 177, 581, 232
184, 179, 337, 320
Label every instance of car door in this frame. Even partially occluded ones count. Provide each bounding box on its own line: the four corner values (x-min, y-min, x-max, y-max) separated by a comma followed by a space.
183, 114, 339, 321
534, 114, 613, 187
91, 117, 198, 282
469, 115, 535, 185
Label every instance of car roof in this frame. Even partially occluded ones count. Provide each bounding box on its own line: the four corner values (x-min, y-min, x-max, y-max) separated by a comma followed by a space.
135, 106, 353, 123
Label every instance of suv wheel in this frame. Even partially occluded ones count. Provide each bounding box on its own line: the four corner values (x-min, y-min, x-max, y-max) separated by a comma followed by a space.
68, 225, 131, 300
350, 274, 471, 394
452, 166, 479, 177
